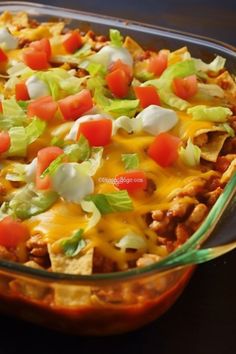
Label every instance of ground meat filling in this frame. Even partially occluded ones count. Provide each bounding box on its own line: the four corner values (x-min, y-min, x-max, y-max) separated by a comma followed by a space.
149, 175, 222, 252
26, 234, 50, 268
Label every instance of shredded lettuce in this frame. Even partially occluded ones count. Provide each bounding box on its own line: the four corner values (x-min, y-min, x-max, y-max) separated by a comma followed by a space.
121, 153, 139, 170
87, 76, 106, 92
5, 75, 20, 91
93, 88, 139, 117
7, 62, 34, 78
113, 115, 142, 134
5, 158, 37, 182
197, 83, 224, 99
85, 190, 133, 214
144, 60, 196, 110
158, 90, 190, 111
8, 184, 58, 219
36, 68, 86, 99
7, 119, 46, 157
36, 69, 66, 100
109, 29, 123, 47
51, 43, 92, 66
60, 229, 86, 257
73, 43, 92, 58
59, 76, 87, 95
193, 55, 226, 73
80, 147, 103, 176
115, 232, 147, 251
41, 136, 91, 178
80, 200, 101, 231
8, 127, 28, 157
64, 135, 90, 162
25, 118, 46, 144
93, 87, 110, 106
0, 98, 27, 130
187, 105, 232, 122
50, 136, 65, 148
179, 139, 201, 167
219, 123, 235, 137
5, 162, 26, 182
135, 71, 154, 82
86, 62, 106, 77
105, 99, 139, 117
158, 59, 196, 85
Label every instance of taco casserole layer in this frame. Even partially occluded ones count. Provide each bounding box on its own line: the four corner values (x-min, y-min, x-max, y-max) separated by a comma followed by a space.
0, 11, 235, 276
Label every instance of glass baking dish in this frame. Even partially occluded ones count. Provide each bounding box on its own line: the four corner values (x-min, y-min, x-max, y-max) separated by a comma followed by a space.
0, 1, 236, 335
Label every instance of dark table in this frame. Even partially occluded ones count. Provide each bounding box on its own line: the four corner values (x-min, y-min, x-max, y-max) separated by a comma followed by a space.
0, 1, 236, 353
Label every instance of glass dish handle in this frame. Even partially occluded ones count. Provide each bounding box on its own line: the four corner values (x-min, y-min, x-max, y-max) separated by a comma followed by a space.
160, 241, 236, 268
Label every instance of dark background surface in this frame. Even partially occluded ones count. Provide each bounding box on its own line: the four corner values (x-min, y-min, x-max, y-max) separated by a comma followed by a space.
0, 1, 236, 353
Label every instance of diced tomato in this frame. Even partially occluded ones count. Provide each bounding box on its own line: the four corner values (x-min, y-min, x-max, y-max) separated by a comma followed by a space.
134, 86, 160, 108
114, 171, 147, 193
23, 48, 49, 70
15, 81, 30, 101
172, 75, 198, 100
0, 131, 10, 153
63, 31, 83, 53
0, 48, 8, 63
77, 119, 112, 146
148, 132, 180, 168
106, 68, 129, 98
30, 38, 51, 60
36, 146, 64, 190
109, 59, 133, 82
148, 52, 168, 77
28, 96, 58, 121
0, 216, 29, 248
58, 89, 93, 121
0, 101, 2, 113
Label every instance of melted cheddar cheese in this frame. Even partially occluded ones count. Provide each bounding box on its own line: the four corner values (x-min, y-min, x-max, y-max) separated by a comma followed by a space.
0, 11, 234, 273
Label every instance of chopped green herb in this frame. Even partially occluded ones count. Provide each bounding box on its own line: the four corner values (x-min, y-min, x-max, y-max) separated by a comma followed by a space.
85, 190, 133, 214
109, 29, 123, 47
121, 153, 139, 170
60, 229, 86, 257
40, 154, 65, 179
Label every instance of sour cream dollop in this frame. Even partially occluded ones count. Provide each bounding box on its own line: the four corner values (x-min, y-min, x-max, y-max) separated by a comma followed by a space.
0, 27, 18, 50
26, 76, 50, 99
136, 105, 178, 135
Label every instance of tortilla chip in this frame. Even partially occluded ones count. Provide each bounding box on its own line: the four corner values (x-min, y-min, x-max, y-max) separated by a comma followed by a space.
49, 246, 93, 275
214, 71, 236, 100
0, 11, 29, 31
43, 22, 65, 36
168, 46, 190, 65
193, 127, 228, 162
221, 155, 236, 184
18, 26, 51, 41
48, 246, 94, 307
200, 132, 228, 162
123, 36, 145, 59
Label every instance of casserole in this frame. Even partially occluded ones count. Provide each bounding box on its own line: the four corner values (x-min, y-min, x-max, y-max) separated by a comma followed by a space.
0, 1, 235, 335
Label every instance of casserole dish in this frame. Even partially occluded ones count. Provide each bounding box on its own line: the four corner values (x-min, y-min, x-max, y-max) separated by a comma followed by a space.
0, 1, 235, 335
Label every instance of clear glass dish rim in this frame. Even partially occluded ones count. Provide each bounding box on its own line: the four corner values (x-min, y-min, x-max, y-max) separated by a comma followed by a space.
0, 0, 235, 284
